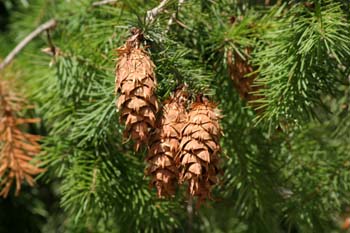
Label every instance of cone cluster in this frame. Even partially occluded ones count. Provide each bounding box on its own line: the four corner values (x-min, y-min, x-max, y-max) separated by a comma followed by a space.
115, 29, 158, 151
0, 80, 43, 198
115, 30, 223, 203
145, 93, 222, 201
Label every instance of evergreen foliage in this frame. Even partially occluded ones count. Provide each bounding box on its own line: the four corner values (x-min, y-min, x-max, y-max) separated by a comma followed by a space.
0, 0, 350, 232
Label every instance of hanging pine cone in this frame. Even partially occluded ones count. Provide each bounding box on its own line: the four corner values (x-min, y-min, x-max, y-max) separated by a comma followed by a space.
177, 95, 222, 203
0, 80, 44, 198
115, 29, 159, 151
227, 48, 264, 113
146, 88, 188, 197
226, 16, 262, 106
227, 48, 257, 100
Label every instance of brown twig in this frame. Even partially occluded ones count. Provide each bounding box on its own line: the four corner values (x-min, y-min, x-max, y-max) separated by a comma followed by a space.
46, 30, 56, 57
166, 0, 185, 33
174, 18, 189, 30
0, 19, 57, 71
92, 0, 117, 7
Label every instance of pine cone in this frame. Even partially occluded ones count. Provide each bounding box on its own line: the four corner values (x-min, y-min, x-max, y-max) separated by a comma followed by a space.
227, 48, 264, 112
178, 96, 222, 203
0, 80, 44, 198
227, 48, 256, 100
146, 89, 188, 197
115, 29, 159, 151
226, 16, 256, 101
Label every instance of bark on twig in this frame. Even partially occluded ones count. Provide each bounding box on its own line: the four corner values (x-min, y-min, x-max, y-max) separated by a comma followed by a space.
92, 0, 117, 7
146, 0, 170, 24
0, 19, 57, 71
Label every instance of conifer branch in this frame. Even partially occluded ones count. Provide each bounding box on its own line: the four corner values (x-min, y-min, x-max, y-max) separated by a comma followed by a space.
0, 80, 44, 198
3, 0, 350, 231
0, 19, 57, 71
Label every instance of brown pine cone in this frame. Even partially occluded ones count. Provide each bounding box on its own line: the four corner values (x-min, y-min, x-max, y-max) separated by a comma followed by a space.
178, 95, 222, 203
227, 48, 264, 112
115, 29, 159, 151
227, 48, 256, 100
146, 89, 188, 197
